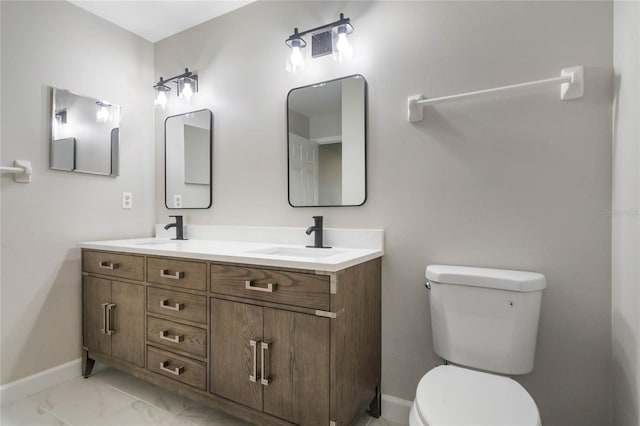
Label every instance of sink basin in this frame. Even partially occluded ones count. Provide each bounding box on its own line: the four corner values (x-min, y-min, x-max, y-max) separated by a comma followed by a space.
134, 240, 175, 246
249, 247, 345, 259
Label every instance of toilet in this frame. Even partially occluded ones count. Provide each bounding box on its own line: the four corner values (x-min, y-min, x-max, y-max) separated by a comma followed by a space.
410, 265, 547, 426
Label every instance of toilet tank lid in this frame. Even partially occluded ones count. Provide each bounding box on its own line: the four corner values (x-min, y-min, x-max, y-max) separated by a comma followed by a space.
425, 265, 546, 292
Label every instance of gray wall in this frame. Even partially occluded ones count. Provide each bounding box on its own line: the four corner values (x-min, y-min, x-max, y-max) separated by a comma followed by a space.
612, 2, 640, 425
0, 1, 155, 384
155, 1, 613, 424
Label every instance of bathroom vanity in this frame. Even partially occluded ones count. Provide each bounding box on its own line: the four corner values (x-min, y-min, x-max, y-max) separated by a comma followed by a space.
79, 237, 382, 426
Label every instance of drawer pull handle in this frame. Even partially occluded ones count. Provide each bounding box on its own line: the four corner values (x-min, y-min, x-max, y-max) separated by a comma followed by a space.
245, 281, 277, 293
159, 361, 183, 376
160, 330, 184, 343
160, 300, 184, 311
260, 341, 271, 386
160, 269, 185, 280
99, 261, 118, 270
249, 339, 260, 382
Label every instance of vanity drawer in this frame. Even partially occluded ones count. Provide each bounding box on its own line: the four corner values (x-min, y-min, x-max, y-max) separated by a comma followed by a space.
147, 257, 207, 291
147, 287, 207, 324
147, 346, 206, 390
210, 264, 330, 310
147, 316, 207, 357
83, 250, 144, 282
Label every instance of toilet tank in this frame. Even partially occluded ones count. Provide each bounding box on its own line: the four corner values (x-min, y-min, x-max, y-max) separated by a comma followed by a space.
426, 265, 546, 375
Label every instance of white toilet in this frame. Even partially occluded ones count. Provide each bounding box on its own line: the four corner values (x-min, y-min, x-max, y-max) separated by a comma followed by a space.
410, 265, 547, 426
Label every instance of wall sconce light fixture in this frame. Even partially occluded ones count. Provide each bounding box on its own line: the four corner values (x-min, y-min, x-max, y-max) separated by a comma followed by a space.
153, 68, 198, 108
285, 13, 354, 73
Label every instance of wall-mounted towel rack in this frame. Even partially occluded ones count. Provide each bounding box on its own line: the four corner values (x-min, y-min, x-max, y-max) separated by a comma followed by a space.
408, 66, 584, 122
0, 160, 32, 183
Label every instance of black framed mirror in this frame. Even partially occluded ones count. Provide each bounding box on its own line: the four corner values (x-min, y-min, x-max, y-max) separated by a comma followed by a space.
165, 109, 212, 209
287, 74, 367, 207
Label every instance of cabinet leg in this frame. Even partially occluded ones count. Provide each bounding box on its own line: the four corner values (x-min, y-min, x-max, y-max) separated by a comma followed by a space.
369, 385, 382, 418
82, 349, 95, 378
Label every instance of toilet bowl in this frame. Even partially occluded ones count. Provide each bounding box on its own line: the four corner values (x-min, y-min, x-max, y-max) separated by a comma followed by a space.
409, 365, 540, 426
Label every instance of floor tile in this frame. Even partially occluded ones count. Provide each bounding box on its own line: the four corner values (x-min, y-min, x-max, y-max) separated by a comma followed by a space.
174, 402, 249, 426
97, 400, 192, 426
0, 398, 67, 426
92, 368, 192, 414
29, 377, 136, 425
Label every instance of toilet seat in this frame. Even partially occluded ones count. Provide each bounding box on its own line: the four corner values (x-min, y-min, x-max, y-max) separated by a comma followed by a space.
413, 365, 541, 426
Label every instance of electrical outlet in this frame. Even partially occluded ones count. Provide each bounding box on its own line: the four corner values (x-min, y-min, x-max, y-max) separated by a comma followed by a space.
174, 194, 182, 208
122, 192, 133, 209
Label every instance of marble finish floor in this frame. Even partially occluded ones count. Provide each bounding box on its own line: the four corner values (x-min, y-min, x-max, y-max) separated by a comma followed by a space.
1, 368, 405, 426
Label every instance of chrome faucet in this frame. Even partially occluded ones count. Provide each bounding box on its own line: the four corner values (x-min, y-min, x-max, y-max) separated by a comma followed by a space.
305, 216, 330, 248
164, 215, 187, 240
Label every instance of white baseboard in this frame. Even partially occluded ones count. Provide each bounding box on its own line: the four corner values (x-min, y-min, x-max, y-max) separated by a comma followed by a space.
0, 358, 82, 406
381, 393, 413, 424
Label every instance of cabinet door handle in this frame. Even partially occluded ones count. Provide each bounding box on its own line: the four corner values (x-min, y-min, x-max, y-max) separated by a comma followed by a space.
159, 361, 183, 376
100, 303, 109, 334
160, 269, 185, 280
245, 281, 277, 293
160, 300, 184, 311
99, 261, 118, 270
249, 339, 260, 382
260, 341, 271, 386
105, 304, 116, 335
160, 330, 184, 343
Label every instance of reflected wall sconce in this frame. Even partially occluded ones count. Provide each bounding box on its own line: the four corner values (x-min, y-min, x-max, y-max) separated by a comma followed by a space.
285, 13, 354, 73
153, 68, 198, 108
54, 109, 67, 126
95, 101, 119, 123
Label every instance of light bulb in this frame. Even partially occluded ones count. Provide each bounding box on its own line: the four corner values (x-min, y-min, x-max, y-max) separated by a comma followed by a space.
291, 46, 304, 67
96, 105, 109, 122
286, 37, 306, 73
181, 81, 194, 101
336, 32, 350, 54
155, 90, 167, 108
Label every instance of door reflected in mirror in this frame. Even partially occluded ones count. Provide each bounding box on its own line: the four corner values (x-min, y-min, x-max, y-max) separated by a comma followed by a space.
165, 109, 212, 209
287, 75, 366, 207
50, 87, 120, 175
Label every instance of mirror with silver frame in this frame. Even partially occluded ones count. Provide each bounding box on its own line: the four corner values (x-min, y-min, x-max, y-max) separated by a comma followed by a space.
50, 87, 120, 175
165, 109, 212, 209
287, 74, 366, 207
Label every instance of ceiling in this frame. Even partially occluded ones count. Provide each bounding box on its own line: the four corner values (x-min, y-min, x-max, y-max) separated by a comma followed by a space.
69, 0, 255, 43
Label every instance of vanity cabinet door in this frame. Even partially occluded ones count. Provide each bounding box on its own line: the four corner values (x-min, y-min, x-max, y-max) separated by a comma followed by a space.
110, 281, 145, 367
82, 276, 144, 367
210, 298, 263, 411
83, 276, 112, 356
263, 308, 330, 426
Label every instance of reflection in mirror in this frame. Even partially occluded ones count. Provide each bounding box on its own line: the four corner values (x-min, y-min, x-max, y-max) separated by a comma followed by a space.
287, 74, 366, 207
165, 109, 212, 209
50, 87, 120, 175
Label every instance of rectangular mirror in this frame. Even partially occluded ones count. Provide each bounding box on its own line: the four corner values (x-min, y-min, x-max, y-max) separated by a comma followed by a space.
165, 109, 212, 209
50, 87, 120, 175
287, 74, 366, 207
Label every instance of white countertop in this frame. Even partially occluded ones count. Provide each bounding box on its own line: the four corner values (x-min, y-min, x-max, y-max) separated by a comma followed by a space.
79, 237, 384, 272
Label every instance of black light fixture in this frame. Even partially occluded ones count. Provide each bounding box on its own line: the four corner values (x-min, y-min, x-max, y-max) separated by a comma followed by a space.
285, 13, 354, 73
153, 68, 198, 108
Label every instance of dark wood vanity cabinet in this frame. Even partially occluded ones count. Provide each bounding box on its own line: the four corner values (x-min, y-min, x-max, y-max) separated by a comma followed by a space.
81, 248, 381, 426
211, 299, 330, 425
82, 250, 146, 374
